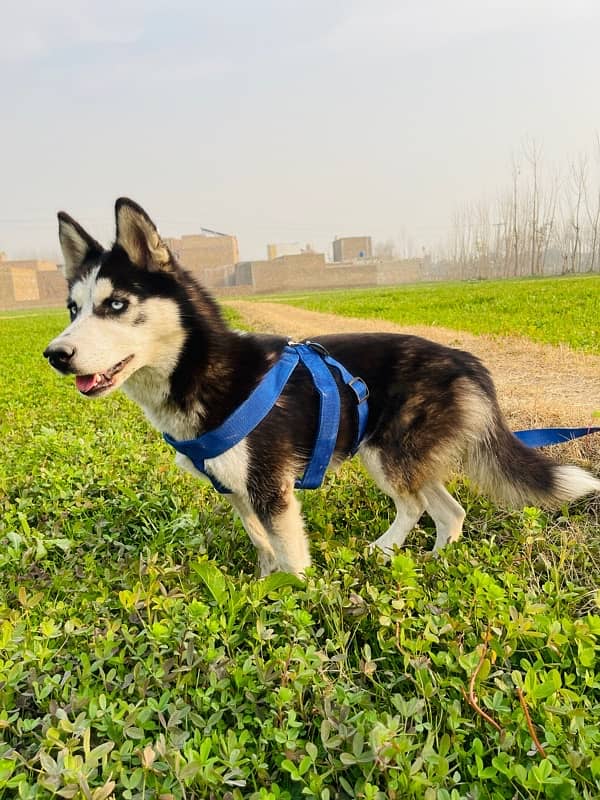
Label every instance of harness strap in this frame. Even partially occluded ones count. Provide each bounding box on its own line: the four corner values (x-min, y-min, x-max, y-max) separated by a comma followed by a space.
163, 341, 370, 493
319, 347, 369, 454
163, 347, 300, 490
294, 344, 341, 489
514, 426, 600, 448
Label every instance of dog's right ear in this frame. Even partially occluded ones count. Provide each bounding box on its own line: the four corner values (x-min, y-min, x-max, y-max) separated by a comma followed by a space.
57, 212, 104, 282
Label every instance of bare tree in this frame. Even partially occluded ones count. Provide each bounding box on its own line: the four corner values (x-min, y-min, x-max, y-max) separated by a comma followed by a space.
523, 139, 543, 274
510, 154, 521, 276
437, 135, 600, 278
374, 239, 397, 261
585, 134, 600, 272
493, 191, 513, 277
473, 199, 491, 278
538, 166, 559, 274
568, 156, 588, 272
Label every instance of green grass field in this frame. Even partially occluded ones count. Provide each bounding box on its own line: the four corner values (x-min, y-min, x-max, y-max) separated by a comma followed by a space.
1, 289, 599, 799
262, 275, 600, 354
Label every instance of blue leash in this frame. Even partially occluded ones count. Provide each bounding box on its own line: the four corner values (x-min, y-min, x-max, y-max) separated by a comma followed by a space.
164, 341, 369, 493
513, 426, 600, 447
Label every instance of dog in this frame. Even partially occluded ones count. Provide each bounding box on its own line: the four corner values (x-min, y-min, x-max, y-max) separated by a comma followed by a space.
44, 198, 600, 577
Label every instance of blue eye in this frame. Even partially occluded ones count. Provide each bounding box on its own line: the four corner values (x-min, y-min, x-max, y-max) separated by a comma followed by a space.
110, 299, 125, 311
68, 303, 78, 319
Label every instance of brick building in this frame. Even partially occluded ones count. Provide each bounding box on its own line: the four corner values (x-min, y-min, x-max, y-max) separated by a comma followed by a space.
0, 257, 66, 310
165, 233, 239, 271
332, 236, 373, 262
231, 252, 425, 293
266, 242, 302, 260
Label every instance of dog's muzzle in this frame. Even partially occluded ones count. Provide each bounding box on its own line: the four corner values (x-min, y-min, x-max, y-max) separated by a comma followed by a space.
43, 343, 76, 374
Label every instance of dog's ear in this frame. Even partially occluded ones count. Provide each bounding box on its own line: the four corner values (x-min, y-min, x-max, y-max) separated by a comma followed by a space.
115, 198, 172, 271
57, 212, 104, 282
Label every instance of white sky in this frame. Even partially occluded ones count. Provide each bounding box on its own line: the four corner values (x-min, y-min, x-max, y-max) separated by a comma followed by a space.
2, 0, 600, 260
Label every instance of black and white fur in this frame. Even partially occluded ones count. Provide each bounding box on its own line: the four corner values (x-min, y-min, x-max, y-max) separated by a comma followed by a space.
44, 199, 600, 577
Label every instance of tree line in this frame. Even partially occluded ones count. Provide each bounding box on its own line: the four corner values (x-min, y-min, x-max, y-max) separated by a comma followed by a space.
438, 138, 600, 278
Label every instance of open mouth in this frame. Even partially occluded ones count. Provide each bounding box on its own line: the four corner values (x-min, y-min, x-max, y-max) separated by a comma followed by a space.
75, 355, 134, 396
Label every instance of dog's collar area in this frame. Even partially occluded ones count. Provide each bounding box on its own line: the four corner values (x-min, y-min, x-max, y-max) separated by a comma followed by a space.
163, 341, 369, 493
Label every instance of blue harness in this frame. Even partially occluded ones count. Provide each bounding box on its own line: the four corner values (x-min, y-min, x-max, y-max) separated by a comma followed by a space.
163, 341, 369, 493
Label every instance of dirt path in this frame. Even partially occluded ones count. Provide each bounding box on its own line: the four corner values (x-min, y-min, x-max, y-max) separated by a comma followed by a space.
226, 300, 600, 436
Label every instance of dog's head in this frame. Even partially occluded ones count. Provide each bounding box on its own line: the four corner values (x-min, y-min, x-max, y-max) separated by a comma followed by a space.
43, 198, 186, 397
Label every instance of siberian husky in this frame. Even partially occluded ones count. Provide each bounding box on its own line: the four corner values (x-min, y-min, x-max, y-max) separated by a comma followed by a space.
44, 199, 600, 576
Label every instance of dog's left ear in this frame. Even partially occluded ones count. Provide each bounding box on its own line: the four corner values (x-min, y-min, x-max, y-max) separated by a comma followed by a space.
115, 198, 172, 271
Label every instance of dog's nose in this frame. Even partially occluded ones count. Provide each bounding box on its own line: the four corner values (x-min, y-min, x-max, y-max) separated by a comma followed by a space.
43, 343, 76, 372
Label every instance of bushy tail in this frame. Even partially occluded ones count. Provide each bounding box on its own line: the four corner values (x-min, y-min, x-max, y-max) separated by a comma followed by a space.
465, 417, 600, 508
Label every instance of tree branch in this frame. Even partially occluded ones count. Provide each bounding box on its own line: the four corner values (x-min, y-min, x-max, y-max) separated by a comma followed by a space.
462, 633, 504, 735
516, 687, 547, 758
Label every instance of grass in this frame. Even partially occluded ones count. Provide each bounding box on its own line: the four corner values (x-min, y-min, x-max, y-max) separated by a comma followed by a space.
0, 303, 599, 799
259, 275, 600, 354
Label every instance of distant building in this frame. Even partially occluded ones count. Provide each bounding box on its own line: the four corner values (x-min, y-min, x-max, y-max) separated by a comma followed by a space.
266, 242, 303, 260
0, 258, 66, 309
235, 252, 327, 292
233, 252, 425, 293
165, 232, 239, 271
332, 236, 373, 262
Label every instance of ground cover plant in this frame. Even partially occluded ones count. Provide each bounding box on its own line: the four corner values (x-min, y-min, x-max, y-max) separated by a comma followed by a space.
264, 275, 600, 354
0, 291, 599, 799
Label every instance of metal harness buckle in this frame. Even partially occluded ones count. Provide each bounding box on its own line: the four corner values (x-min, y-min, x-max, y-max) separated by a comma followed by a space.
348, 375, 370, 402
302, 339, 330, 357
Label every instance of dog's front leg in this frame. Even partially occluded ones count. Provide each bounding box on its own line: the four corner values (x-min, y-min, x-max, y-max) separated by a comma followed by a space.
261, 482, 311, 578
229, 494, 278, 576
231, 484, 311, 577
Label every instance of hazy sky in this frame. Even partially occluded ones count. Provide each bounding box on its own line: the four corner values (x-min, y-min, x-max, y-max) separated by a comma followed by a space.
2, 0, 600, 261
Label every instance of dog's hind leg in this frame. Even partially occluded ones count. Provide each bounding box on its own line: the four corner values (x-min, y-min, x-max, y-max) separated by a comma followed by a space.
361, 446, 425, 556
420, 481, 466, 551
369, 492, 426, 556
229, 495, 278, 577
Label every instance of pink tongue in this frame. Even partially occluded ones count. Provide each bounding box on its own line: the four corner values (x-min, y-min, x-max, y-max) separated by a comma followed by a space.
76, 374, 99, 393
